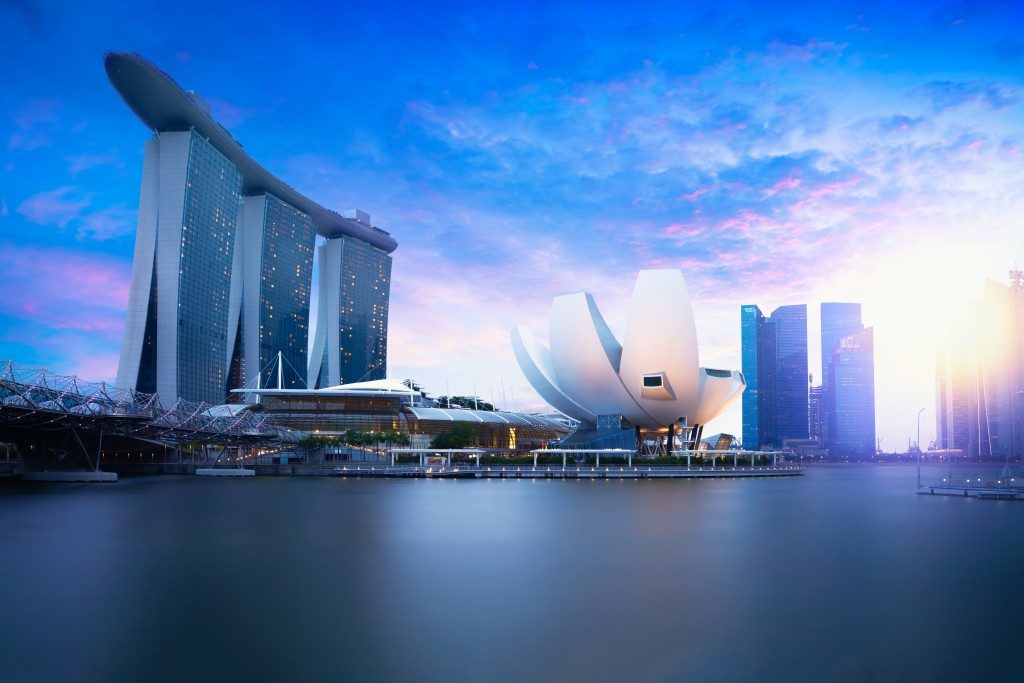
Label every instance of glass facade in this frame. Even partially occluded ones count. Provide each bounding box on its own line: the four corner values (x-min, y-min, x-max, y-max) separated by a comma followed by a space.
831, 327, 876, 458
316, 237, 392, 387
741, 305, 777, 449
772, 305, 809, 444
808, 384, 822, 442
256, 394, 564, 449
820, 302, 865, 455
254, 194, 315, 389
176, 131, 242, 404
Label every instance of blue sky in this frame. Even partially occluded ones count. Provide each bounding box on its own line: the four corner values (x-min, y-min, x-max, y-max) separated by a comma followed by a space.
1, 0, 1022, 449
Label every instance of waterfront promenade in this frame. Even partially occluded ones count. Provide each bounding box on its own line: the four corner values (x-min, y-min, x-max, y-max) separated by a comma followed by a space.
328, 464, 804, 479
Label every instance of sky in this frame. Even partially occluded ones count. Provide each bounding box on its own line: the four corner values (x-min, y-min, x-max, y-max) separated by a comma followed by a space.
1, 0, 1022, 451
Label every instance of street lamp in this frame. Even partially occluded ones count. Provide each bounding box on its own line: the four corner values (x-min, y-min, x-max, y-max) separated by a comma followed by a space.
916, 407, 925, 488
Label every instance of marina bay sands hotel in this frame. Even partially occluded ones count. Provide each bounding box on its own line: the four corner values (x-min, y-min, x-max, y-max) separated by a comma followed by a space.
105, 52, 397, 404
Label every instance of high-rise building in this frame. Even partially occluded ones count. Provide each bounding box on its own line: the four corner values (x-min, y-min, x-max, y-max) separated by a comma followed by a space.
820, 303, 875, 458
740, 304, 808, 449
808, 381, 823, 443
936, 273, 1024, 459
831, 327, 876, 458
773, 305, 809, 443
239, 194, 316, 391
106, 52, 397, 404
308, 231, 392, 387
116, 130, 242, 404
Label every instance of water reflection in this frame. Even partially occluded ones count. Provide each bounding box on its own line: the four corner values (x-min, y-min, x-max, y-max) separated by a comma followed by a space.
1, 466, 1022, 681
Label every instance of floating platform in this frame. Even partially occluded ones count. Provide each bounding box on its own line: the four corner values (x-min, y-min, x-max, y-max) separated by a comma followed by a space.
196, 468, 256, 477
332, 467, 476, 479
330, 465, 803, 480
917, 485, 1023, 500
22, 470, 117, 483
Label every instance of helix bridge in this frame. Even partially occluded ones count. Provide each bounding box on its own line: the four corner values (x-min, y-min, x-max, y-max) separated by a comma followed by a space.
0, 360, 294, 473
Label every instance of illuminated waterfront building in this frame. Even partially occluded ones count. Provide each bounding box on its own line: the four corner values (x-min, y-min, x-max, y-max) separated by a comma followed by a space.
106, 52, 396, 403
238, 379, 568, 452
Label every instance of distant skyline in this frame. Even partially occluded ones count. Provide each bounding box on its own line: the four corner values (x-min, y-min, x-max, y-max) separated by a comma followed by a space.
1, 0, 1022, 450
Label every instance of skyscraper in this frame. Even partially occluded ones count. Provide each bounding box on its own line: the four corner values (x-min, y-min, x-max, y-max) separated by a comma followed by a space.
239, 194, 316, 391
308, 229, 392, 387
740, 304, 808, 449
773, 305, 809, 443
936, 273, 1024, 459
106, 52, 397, 404
116, 130, 242, 404
820, 303, 875, 458
808, 382, 823, 443
831, 327, 876, 458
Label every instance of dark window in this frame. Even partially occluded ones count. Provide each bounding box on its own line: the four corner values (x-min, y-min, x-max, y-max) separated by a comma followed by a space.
643, 375, 663, 387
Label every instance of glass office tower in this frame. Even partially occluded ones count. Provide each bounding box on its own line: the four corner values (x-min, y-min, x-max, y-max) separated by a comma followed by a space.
309, 234, 393, 388
820, 302, 866, 454
831, 327, 876, 458
741, 304, 807, 449
772, 305, 809, 443
741, 305, 775, 449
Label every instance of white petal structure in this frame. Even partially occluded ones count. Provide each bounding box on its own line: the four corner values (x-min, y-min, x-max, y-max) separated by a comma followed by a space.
511, 269, 745, 432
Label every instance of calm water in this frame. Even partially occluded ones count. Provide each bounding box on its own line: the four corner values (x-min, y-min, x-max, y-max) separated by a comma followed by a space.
2, 465, 1022, 682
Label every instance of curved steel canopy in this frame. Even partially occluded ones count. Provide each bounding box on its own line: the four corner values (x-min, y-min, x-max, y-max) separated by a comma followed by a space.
104, 51, 398, 253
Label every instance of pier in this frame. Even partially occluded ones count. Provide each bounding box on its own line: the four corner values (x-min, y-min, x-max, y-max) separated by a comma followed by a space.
917, 484, 1023, 500
330, 464, 804, 480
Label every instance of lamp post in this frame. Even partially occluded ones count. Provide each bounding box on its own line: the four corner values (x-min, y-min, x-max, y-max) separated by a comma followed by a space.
916, 408, 925, 489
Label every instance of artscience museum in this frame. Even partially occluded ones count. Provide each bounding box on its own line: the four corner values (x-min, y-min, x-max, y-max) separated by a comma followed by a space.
511, 269, 745, 451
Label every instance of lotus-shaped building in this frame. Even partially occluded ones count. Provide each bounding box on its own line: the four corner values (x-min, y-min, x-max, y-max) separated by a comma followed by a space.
511, 270, 745, 449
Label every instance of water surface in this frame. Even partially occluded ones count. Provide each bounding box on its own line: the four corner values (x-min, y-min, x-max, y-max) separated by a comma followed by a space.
2, 465, 1022, 681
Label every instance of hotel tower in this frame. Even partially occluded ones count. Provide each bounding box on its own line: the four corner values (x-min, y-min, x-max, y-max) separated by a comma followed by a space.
106, 52, 397, 404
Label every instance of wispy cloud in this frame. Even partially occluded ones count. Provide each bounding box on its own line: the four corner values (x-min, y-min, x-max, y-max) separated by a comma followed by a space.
15, 187, 134, 240
8, 98, 62, 151
16, 186, 93, 228
917, 80, 1019, 112
204, 96, 262, 128
76, 205, 136, 240
67, 153, 123, 174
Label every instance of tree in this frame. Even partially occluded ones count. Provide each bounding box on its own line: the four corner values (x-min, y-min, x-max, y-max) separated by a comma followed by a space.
430, 423, 475, 449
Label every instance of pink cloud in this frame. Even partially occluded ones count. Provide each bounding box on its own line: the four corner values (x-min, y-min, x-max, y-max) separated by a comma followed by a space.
762, 176, 802, 197
679, 188, 708, 202
0, 242, 129, 339
661, 222, 703, 238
